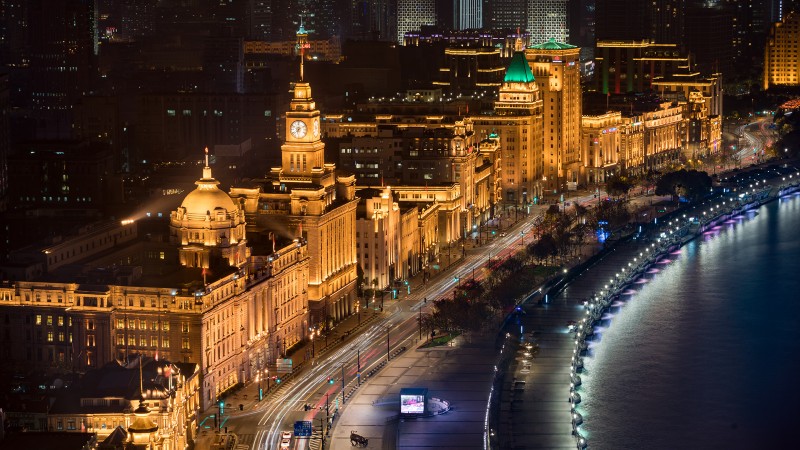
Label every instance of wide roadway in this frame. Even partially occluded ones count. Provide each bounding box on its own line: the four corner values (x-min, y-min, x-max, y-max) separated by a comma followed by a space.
205, 190, 607, 450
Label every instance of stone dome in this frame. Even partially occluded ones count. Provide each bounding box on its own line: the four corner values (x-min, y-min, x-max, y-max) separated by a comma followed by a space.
178, 154, 238, 220
180, 182, 238, 219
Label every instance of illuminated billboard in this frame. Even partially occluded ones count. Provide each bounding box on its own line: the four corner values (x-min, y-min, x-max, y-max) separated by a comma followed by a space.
399, 388, 428, 415
401, 394, 425, 414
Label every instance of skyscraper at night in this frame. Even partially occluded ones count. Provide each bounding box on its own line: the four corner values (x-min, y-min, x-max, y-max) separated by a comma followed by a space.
454, 0, 482, 30
347, 0, 396, 41
526, 39, 582, 193
764, 10, 800, 89
248, 0, 273, 40
595, 0, 683, 44
397, 0, 436, 44
24, 0, 97, 139
0, 73, 8, 213
527, 0, 569, 45
484, 0, 528, 31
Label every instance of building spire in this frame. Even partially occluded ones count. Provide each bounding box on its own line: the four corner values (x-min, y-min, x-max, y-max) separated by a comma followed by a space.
296, 17, 310, 81
515, 27, 524, 52
203, 147, 213, 180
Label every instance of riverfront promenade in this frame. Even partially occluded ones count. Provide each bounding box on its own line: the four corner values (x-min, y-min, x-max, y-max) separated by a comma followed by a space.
329, 200, 669, 450
329, 333, 498, 450
317, 162, 800, 450
497, 240, 653, 449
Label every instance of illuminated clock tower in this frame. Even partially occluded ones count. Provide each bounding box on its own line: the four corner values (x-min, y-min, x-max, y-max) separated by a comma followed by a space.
281, 22, 324, 176
229, 21, 359, 328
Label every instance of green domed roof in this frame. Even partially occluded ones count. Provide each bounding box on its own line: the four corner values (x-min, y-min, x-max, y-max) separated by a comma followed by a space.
530, 38, 577, 50
504, 51, 535, 83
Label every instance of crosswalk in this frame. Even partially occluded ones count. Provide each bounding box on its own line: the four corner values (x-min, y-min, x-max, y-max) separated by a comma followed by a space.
291, 399, 311, 412
307, 436, 322, 450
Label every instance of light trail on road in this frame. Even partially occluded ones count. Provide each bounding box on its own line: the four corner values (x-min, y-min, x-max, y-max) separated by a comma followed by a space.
236, 191, 610, 450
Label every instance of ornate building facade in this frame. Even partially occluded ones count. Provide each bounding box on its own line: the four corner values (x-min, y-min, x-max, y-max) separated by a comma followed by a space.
764, 11, 800, 90
229, 64, 358, 330
473, 51, 544, 204
526, 39, 583, 194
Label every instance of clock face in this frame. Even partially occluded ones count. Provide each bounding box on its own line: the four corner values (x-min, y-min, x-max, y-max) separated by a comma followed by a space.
290, 120, 307, 139
312, 119, 319, 137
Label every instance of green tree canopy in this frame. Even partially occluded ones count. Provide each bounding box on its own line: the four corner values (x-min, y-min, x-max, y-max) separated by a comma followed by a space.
655, 169, 712, 202
606, 174, 634, 198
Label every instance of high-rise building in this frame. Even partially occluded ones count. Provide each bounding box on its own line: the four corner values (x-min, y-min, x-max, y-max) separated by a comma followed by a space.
398, 0, 436, 44
568, 0, 595, 62
297, 0, 345, 39
346, 0, 396, 41
527, 0, 569, 46
454, 0, 482, 30
484, 0, 528, 31
594, 41, 689, 94
595, 0, 683, 45
723, 0, 787, 68
248, 0, 273, 40
474, 51, 544, 204
526, 39, 582, 194
0, 73, 8, 213
685, 6, 733, 76
203, 33, 244, 93
118, 0, 157, 40
764, 11, 800, 90
230, 28, 359, 327
25, 0, 97, 140
433, 45, 504, 94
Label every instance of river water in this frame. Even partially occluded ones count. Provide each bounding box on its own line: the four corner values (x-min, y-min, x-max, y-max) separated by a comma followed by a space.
580, 193, 800, 449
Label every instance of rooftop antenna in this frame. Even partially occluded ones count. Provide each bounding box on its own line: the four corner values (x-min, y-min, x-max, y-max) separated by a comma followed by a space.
296, 16, 310, 81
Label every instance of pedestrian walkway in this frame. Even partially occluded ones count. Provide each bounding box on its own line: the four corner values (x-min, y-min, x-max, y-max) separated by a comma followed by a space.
498, 240, 652, 449
214, 309, 384, 418
204, 245, 469, 420
329, 332, 498, 450
326, 193, 672, 450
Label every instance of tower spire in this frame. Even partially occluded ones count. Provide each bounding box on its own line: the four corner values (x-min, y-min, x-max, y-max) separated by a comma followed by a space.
202, 147, 213, 180
296, 17, 310, 81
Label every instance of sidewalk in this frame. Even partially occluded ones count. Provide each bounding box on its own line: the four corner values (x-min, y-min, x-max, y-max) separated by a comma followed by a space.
329, 331, 498, 450
214, 309, 384, 419
207, 244, 470, 419
325, 192, 671, 450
